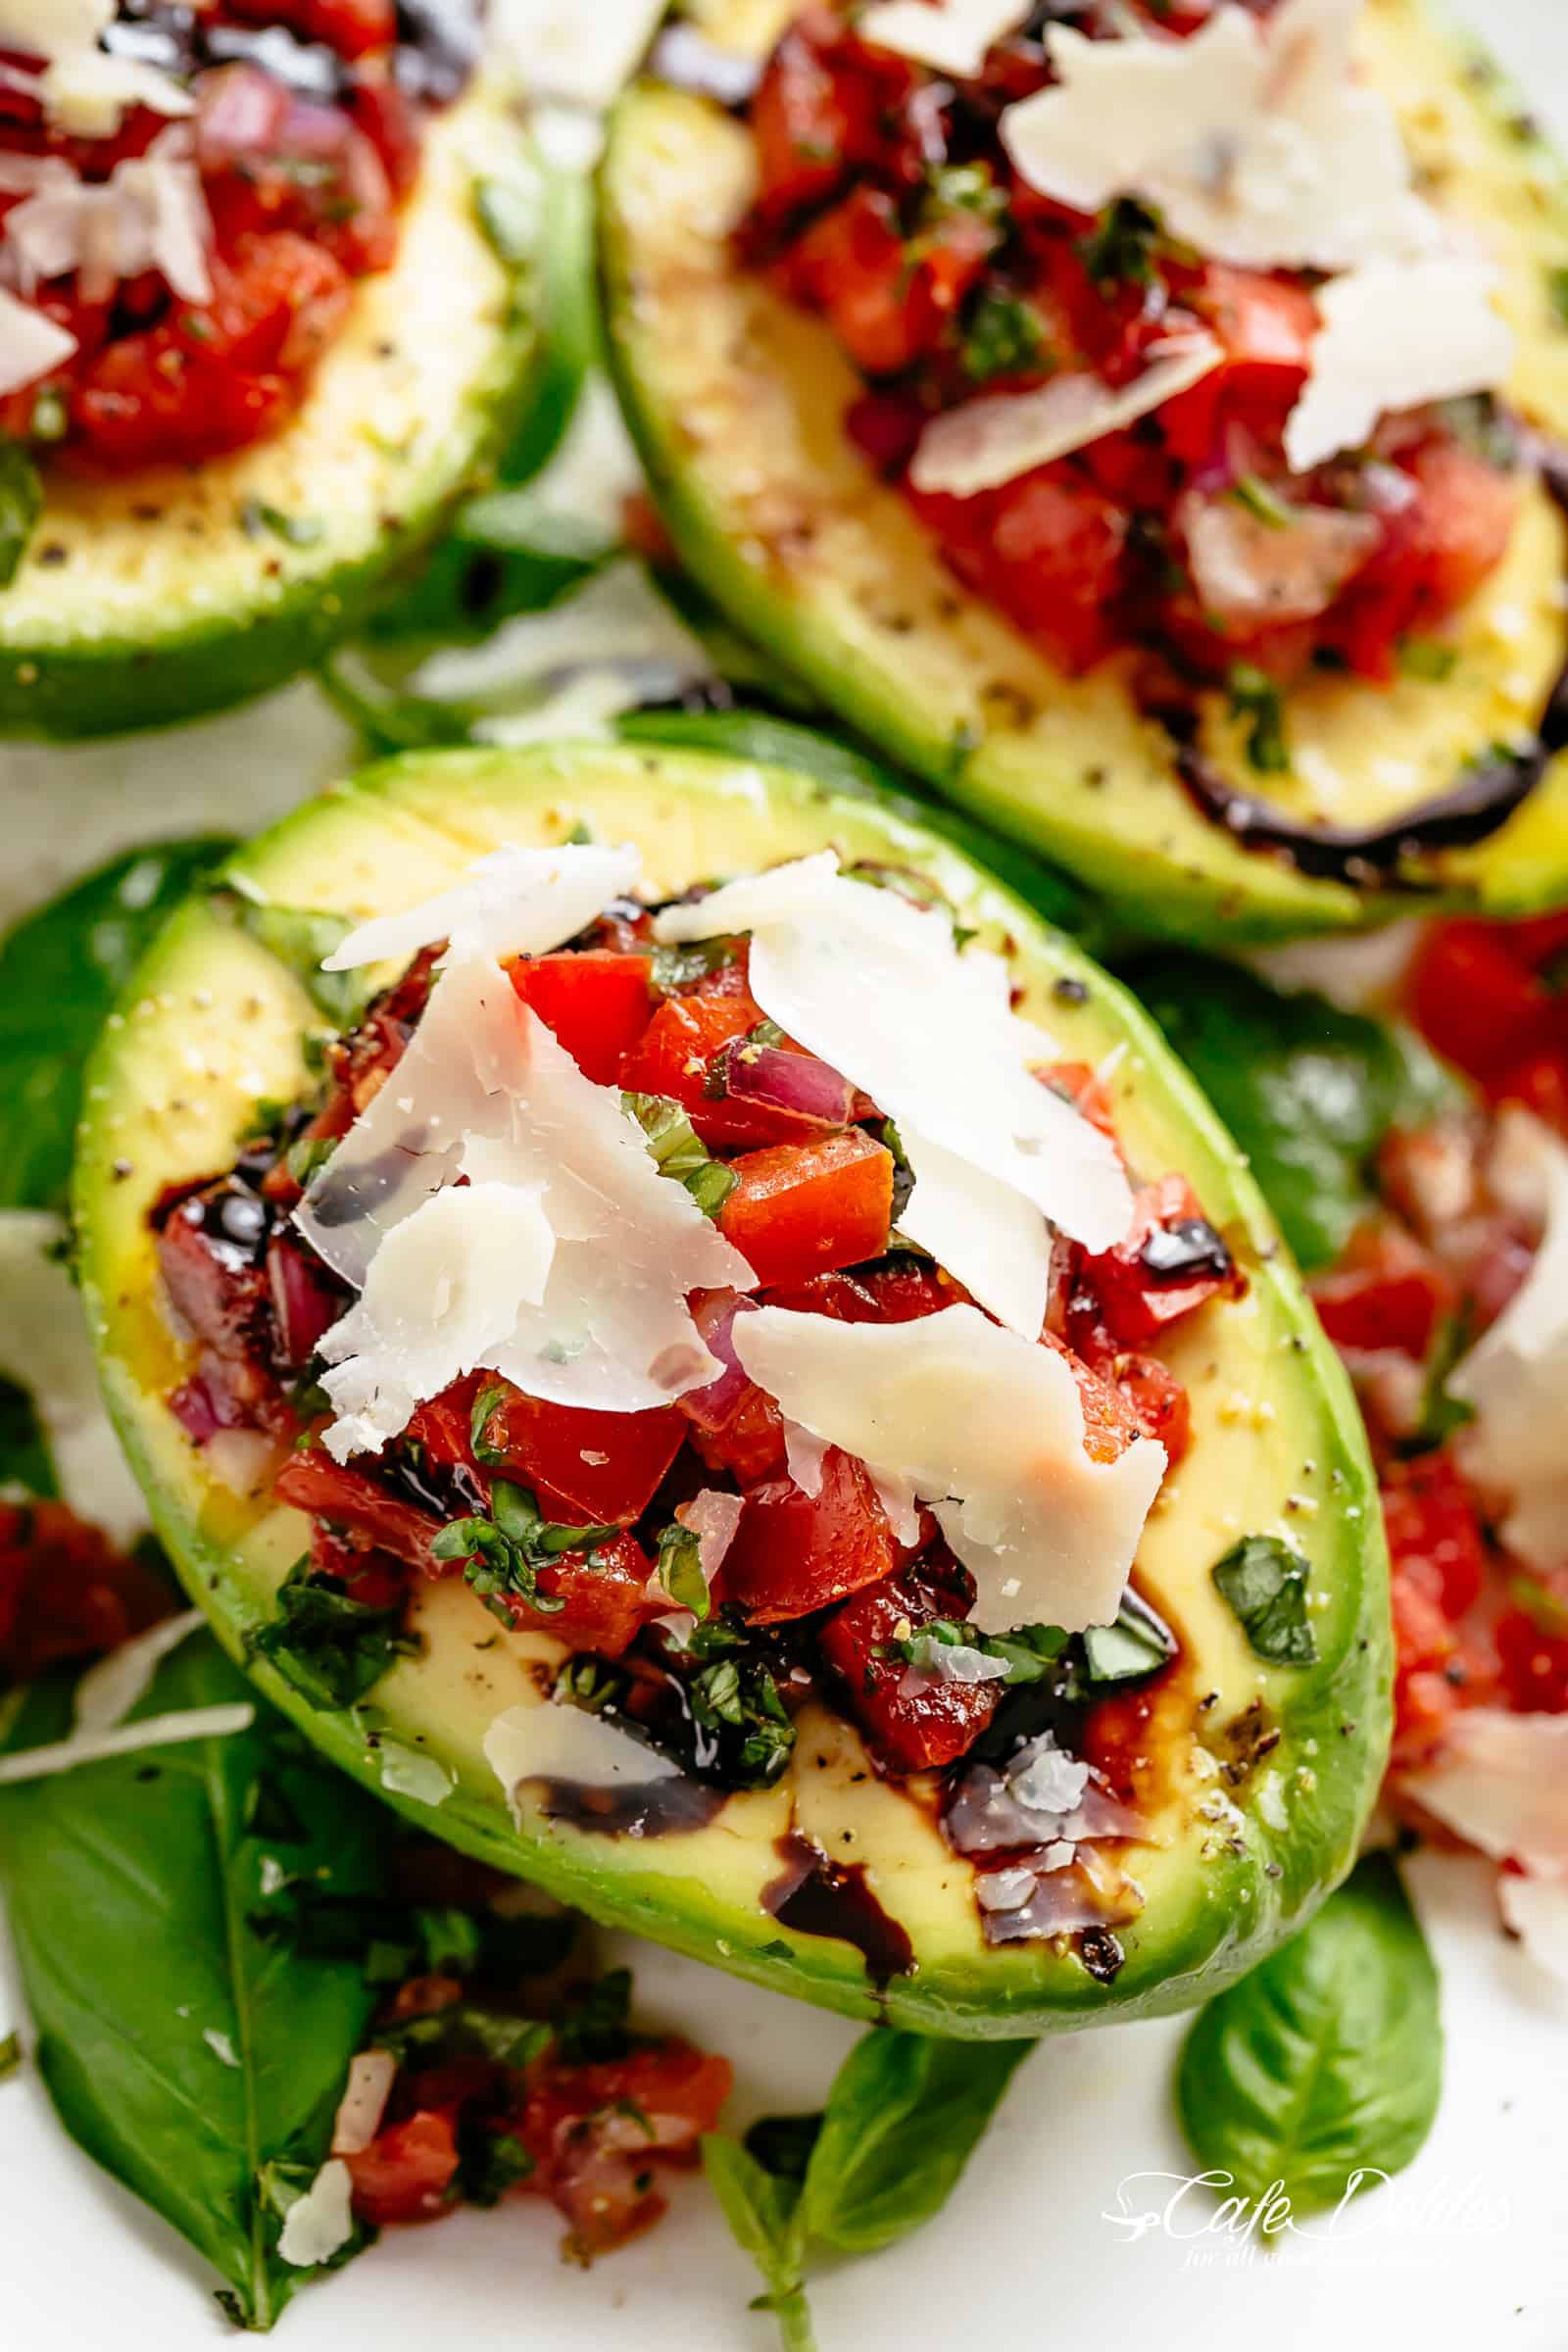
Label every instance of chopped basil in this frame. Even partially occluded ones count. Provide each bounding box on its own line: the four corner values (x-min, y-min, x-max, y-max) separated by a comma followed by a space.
655, 1521, 712, 1621
468, 1379, 512, 1467
555, 1965, 636, 2064
0, 441, 42, 587
238, 498, 325, 548
431, 1481, 616, 1622
375, 1999, 551, 2072
457, 2122, 535, 2207
648, 933, 739, 992
1396, 635, 1459, 682
1082, 1588, 1176, 1686
960, 291, 1045, 384
283, 1133, 337, 1189
1229, 473, 1294, 530
1226, 662, 1292, 776
1212, 1534, 1319, 1666
622, 1088, 738, 1218
680, 1613, 796, 1787
898, 1617, 1069, 1687
248, 1556, 420, 1710
926, 161, 1006, 222
1081, 196, 1161, 287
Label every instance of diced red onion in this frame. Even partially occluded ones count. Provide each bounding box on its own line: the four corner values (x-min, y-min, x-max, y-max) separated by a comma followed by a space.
719, 1043, 853, 1128
268, 1235, 342, 1369
675, 1294, 757, 1434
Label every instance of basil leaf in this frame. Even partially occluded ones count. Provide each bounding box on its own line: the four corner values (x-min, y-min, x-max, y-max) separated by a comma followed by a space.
702, 2139, 814, 2352
1177, 1855, 1442, 2214
1082, 1588, 1175, 1686
247, 1555, 420, 1711
655, 1521, 711, 1621
0, 1632, 387, 2327
1213, 1534, 1319, 1665
1124, 953, 1461, 1272
0, 839, 233, 1213
0, 439, 42, 586
800, 2030, 1033, 2253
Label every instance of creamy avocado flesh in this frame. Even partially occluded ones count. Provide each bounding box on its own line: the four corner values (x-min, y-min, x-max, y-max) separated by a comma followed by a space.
74, 744, 1390, 2035
600, 0, 1568, 942
0, 79, 540, 741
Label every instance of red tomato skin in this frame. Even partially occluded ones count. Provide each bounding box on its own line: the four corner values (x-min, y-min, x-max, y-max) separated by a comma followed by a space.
1383, 1451, 1487, 1620
718, 1130, 894, 1288
509, 953, 654, 1086
273, 1449, 446, 1577
618, 972, 825, 1151
0, 1502, 171, 1684
1076, 1174, 1240, 1348
346, 2110, 461, 2226
817, 1558, 1000, 1772
477, 1385, 686, 1527
1408, 920, 1559, 1085
721, 1446, 898, 1623
910, 468, 1128, 675
1311, 1226, 1456, 1362
502, 1531, 657, 1657
1494, 1603, 1568, 1714
515, 2042, 733, 2258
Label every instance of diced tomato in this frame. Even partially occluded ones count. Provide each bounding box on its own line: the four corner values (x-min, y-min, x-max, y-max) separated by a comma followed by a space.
1488, 1049, 1568, 1133
1161, 266, 1318, 464
0, 1503, 172, 1685
477, 1385, 686, 1527
500, 1531, 657, 1657
1041, 1328, 1146, 1464
676, 1295, 787, 1486
750, 15, 883, 223
1494, 1597, 1568, 1713
1310, 1224, 1456, 1362
1408, 919, 1561, 1085
719, 1130, 894, 1288
345, 2110, 461, 2227
764, 1259, 964, 1322
274, 1449, 446, 1577
1333, 440, 1521, 683
509, 952, 654, 1086
619, 969, 823, 1151
721, 1445, 898, 1623
782, 184, 995, 376
1382, 1450, 1488, 1620
404, 1373, 484, 1481
910, 468, 1129, 675
1077, 1175, 1240, 1348
345, 74, 424, 199
817, 1556, 1000, 1772
1108, 1351, 1192, 1465
515, 2041, 732, 2259
1037, 1060, 1120, 1145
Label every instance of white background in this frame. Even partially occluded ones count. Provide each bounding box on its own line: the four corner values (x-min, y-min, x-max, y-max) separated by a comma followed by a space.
5, 4, 1568, 2346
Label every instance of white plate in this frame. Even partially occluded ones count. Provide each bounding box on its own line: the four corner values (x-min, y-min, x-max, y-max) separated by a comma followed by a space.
6, 4, 1568, 2344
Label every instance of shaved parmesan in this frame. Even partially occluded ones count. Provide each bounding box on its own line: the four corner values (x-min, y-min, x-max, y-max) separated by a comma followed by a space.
1282, 258, 1514, 471
0, 282, 76, 396
302, 956, 750, 1449
858, 0, 1027, 80
376, 1740, 454, 1807
1399, 1709, 1568, 1876
331, 2051, 398, 2158
0, 1703, 255, 1785
73, 1608, 203, 1737
276, 2159, 355, 2270
502, 0, 666, 113
910, 335, 1221, 500
1449, 1123, 1568, 1574
654, 855, 1131, 1332
485, 1698, 681, 1828
0, 1211, 146, 1543
1497, 1872, 1568, 1990
0, 1, 112, 54
1001, 0, 1441, 274
6, 132, 212, 305
0, 1, 192, 136
675, 1488, 745, 1582
322, 840, 642, 971
732, 1305, 1166, 1632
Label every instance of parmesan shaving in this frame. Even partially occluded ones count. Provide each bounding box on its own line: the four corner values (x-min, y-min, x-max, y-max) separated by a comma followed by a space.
1400, 1708, 1568, 1876
1497, 1872, 1568, 1990
275, 2159, 356, 2270
858, 0, 1029, 80
0, 1, 193, 137
6, 131, 213, 305
0, 1703, 255, 1785
1000, 0, 1442, 274
484, 1698, 682, 1828
909, 335, 1222, 499
654, 855, 1132, 1332
72, 1609, 204, 1737
732, 1305, 1166, 1632
0, 282, 76, 397
322, 840, 642, 972
331, 2052, 398, 2158
1282, 258, 1514, 472
675, 1488, 745, 1582
1449, 1121, 1568, 1574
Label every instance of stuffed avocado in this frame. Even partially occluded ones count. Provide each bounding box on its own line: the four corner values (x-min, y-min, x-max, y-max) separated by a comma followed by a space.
601, 0, 1568, 942
74, 741, 1389, 2037
0, 6, 541, 740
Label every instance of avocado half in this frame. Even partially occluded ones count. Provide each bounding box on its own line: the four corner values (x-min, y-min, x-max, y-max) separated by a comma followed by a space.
600, 0, 1568, 942
0, 79, 542, 742
74, 742, 1391, 2036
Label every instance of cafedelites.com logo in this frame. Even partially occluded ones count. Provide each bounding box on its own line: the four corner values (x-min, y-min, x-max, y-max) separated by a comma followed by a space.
1102, 2170, 1511, 2265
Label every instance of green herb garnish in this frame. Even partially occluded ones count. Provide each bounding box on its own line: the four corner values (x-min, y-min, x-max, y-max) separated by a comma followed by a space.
0, 441, 43, 587
1226, 662, 1292, 776
1212, 1533, 1319, 1666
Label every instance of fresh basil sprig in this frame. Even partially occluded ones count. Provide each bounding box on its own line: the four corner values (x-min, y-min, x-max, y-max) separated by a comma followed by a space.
1177, 1855, 1442, 2214
431, 1480, 616, 1621
1213, 1534, 1319, 1666
0, 839, 233, 1214
0, 1632, 388, 2328
705, 2030, 1033, 2350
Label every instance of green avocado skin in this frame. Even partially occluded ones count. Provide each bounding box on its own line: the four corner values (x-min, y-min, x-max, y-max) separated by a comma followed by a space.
74, 744, 1392, 2037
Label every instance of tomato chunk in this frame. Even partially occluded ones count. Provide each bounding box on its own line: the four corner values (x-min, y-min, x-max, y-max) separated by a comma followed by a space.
1408, 919, 1562, 1086
722, 1446, 898, 1622
500, 1531, 658, 1657
676, 1294, 787, 1486
274, 1449, 446, 1577
1311, 1224, 1456, 1362
476, 1384, 685, 1526
515, 2041, 733, 2258
346, 2110, 461, 2226
719, 1130, 894, 1287
1077, 1175, 1240, 1347
818, 1557, 1000, 1772
0, 1502, 171, 1685
510, 952, 654, 1086
1495, 1595, 1568, 1714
